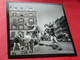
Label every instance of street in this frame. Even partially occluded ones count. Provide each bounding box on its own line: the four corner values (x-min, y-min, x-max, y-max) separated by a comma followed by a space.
33, 41, 74, 54
11, 41, 74, 55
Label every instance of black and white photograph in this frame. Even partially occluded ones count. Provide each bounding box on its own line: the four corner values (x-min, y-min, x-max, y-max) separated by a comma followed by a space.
6, 2, 77, 58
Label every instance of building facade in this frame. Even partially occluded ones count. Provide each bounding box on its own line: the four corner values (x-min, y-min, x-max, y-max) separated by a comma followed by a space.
9, 7, 37, 40
54, 16, 71, 41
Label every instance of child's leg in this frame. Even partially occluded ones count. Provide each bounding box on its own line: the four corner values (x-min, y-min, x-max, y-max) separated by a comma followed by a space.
51, 36, 57, 49
53, 36, 62, 50
27, 43, 30, 53
30, 40, 34, 53
53, 36, 58, 43
17, 43, 22, 51
24, 44, 28, 53
12, 42, 16, 52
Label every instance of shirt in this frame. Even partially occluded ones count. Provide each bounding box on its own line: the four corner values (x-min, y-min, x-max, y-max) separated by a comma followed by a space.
24, 34, 31, 43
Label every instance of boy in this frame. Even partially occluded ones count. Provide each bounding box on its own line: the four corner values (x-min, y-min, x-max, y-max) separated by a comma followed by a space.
12, 33, 23, 54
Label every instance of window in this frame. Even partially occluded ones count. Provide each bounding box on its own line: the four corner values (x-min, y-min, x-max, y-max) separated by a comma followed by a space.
12, 13, 17, 16
18, 24, 24, 30
11, 32, 15, 38
28, 18, 34, 25
11, 19, 17, 29
18, 18, 24, 24
29, 13, 33, 16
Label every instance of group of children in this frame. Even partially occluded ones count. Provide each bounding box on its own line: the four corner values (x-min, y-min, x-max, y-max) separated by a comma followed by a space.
12, 31, 34, 55
11, 23, 63, 55
42, 23, 62, 50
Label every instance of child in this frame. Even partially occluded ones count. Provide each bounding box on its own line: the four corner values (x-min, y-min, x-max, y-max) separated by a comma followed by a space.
24, 32, 32, 53
12, 33, 22, 53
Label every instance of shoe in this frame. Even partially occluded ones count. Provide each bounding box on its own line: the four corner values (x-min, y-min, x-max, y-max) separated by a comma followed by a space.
57, 48, 62, 50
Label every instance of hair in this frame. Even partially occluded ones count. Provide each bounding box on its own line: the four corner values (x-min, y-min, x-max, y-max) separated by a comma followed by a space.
26, 32, 30, 35
44, 24, 49, 27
